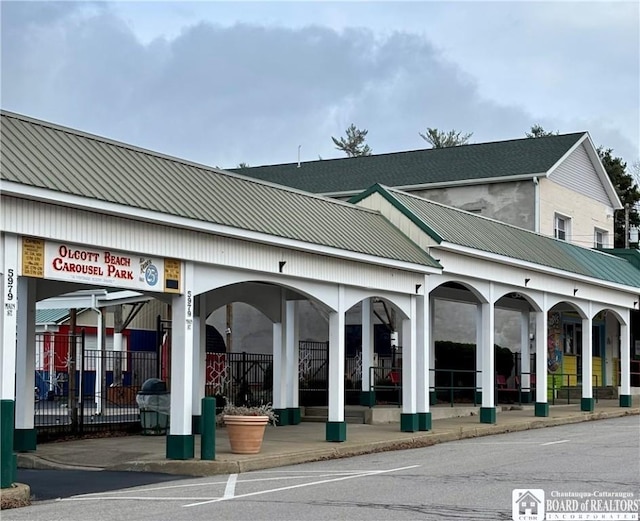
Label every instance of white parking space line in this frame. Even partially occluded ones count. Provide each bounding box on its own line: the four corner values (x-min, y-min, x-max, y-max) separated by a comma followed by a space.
183, 465, 421, 508
469, 442, 539, 445
60, 496, 221, 502
541, 439, 570, 446
62, 470, 388, 504
223, 473, 238, 499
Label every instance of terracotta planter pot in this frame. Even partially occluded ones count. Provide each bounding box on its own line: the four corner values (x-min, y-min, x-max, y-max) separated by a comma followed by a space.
224, 415, 269, 454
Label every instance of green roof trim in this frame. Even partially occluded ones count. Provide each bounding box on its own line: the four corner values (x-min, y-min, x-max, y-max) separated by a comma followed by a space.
1, 111, 440, 270
361, 185, 640, 288
233, 133, 586, 194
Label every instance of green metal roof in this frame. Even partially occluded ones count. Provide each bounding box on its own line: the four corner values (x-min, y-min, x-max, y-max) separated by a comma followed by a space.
232, 133, 586, 194
602, 249, 640, 271
0, 111, 440, 270
352, 185, 640, 288
36, 308, 70, 325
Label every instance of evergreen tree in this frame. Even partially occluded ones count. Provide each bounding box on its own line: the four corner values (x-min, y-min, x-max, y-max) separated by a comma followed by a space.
419, 128, 472, 148
526, 125, 558, 138
597, 148, 640, 247
331, 124, 372, 157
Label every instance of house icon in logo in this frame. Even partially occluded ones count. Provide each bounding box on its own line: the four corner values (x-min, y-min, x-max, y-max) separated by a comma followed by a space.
512, 489, 545, 521
517, 491, 541, 515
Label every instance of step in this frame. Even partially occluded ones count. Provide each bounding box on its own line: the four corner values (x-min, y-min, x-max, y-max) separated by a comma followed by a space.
555, 387, 618, 399
301, 407, 366, 424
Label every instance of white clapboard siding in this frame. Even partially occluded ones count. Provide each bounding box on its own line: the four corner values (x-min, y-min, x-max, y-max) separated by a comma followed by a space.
549, 143, 612, 207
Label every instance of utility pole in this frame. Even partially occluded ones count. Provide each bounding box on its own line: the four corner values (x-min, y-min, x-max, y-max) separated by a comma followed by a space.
625, 203, 630, 249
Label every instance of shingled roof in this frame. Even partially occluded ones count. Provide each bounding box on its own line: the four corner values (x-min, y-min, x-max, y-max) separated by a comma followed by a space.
351, 185, 640, 288
232, 133, 586, 194
0, 111, 440, 270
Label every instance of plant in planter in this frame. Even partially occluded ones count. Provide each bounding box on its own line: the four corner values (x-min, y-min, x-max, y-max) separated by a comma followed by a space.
218, 403, 278, 454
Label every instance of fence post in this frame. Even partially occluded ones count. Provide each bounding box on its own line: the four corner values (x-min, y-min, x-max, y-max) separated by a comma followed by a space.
79, 330, 85, 435
450, 370, 454, 407
201, 397, 216, 460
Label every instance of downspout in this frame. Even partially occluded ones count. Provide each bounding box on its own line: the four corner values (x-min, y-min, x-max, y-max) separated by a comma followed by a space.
533, 176, 540, 233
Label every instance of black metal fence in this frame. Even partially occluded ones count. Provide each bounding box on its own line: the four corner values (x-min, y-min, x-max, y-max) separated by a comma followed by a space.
35, 332, 156, 441
298, 341, 396, 406
205, 352, 272, 407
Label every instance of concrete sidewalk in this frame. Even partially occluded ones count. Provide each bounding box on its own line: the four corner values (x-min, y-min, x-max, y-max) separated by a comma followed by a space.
17, 400, 639, 477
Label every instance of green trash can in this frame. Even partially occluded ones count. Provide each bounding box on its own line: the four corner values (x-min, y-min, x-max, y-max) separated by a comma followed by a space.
136, 378, 169, 435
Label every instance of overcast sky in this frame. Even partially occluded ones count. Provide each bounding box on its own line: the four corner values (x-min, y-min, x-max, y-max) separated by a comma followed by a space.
2, 1, 638, 170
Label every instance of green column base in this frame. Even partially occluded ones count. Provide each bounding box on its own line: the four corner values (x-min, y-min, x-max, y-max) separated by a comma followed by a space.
14, 429, 37, 452
520, 391, 533, 404
480, 407, 496, 424
289, 408, 301, 425
535, 402, 549, 417
400, 413, 418, 432
417, 412, 432, 431
325, 421, 347, 442
360, 391, 376, 407
430, 391, 437, 406
274, 408, 290, 426
475, 391, 482, 405
581, 397, 595, 412
200, 397, 216, 461
192, 415, 201, 435
620, 395, 633, 407
166, 434, 195, 460
1, 400, 16, 489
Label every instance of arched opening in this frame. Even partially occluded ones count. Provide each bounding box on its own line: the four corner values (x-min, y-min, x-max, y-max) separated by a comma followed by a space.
429, 281, 485, 406
26, 276, 173, 442
546, 301, 589, 404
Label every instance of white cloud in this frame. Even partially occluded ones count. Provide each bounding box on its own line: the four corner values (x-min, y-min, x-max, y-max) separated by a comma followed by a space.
1, 1, 637, 168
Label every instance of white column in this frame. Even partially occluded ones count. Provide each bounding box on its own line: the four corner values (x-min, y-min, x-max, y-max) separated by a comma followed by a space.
476, 304, 483, 398
199, 296, 207, 406
430, 298, 436, 399
169, 262, 195, 436
1, 234, 19, 401
361, 298, 374, 395
402, 296, 417, 418
286, 300, 299, 410
94, 308, 105, 413
272, 291, 287, 411
15, 277, 36, 431
480, 298, 495, 409
535, 307, 548, 405
416, 294, 429, 414
620, 317, 631, 396
328, 286, 345, 423
582, 311, 593, 404
520, 311, 531, 393
191, 294, 206, 420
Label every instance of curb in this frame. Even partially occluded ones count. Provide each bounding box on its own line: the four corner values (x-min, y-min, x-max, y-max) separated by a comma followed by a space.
0, 483, 31, 510
17, 408, 640, 478
16, 453, 103, 472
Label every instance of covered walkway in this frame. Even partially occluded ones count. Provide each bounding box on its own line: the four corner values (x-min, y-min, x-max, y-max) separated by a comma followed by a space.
17, 401, 638, 476
1, 112, 639, 490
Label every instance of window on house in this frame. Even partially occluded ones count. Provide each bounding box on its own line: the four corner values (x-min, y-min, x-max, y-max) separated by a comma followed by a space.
554, 214, 570, 241
594, 229, 607, 249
